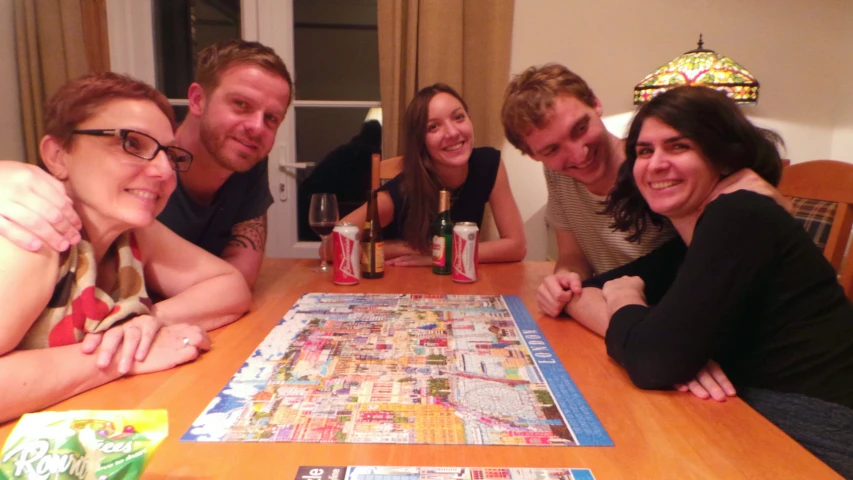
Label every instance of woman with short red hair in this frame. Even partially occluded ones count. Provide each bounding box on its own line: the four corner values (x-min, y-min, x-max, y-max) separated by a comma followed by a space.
0, 72, 251, 422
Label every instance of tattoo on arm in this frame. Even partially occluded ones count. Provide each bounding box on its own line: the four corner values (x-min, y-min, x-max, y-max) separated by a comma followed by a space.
226, 215, 267, 252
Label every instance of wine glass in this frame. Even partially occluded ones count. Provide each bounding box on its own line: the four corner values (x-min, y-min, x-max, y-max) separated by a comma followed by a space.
309, 193, 339, 272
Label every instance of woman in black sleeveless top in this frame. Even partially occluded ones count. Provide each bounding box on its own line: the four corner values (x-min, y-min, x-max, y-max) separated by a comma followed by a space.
343, 83, 526, 266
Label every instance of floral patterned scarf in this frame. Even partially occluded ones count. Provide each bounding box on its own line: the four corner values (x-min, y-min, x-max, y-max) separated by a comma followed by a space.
18, 232, 152, 350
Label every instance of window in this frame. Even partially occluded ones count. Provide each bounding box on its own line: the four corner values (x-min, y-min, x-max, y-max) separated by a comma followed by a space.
292, 0, 381, 243
153, 0, 242, 121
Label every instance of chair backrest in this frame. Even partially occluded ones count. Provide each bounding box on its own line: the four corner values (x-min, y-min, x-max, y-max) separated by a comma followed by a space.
778, 160, 853, 297
370, 155, 403, 190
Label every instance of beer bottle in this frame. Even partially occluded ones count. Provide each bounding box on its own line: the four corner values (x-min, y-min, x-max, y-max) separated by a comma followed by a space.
431, 189, 453, 275
361, 189, 385, 279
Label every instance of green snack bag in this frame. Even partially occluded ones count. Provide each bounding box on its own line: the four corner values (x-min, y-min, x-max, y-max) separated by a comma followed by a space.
0, 410, 168, 480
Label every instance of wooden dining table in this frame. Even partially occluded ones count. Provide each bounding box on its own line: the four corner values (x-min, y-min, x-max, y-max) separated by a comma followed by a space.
0, 259, 842, 479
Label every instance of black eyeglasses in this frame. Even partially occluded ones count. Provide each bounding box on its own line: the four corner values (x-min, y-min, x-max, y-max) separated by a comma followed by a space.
71, 129, 193, 172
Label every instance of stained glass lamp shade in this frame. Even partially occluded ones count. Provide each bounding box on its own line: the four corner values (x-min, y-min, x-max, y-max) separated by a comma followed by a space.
633, 35, 760, 105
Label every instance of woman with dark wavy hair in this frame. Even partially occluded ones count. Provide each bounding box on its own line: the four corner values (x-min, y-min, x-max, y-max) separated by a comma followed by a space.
585, 86, 853, 476
342, 83, 526, 266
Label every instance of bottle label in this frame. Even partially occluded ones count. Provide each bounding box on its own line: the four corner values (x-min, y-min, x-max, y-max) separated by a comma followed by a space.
375, 241, 384, 272
361, 244, 370, 270
432, 235, 446, 266
361, 241, 385, 273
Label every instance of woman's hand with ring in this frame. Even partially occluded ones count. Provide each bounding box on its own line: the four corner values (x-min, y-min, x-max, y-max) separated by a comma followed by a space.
81, 314, 164, 374
128, 323, 211, 375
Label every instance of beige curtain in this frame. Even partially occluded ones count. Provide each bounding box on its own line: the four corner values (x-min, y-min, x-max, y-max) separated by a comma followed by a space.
377, 0, 515, 158
14, 0, 93, 165
80, 0, 111, 74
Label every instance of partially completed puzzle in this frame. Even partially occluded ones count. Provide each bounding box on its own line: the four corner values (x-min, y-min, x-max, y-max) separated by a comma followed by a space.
183, 293, 610, 446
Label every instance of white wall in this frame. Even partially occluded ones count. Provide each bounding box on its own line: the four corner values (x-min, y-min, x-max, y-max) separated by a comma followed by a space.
830, 16, 853, 161
505, 0, 853, 260
832, 125, 853, 161
0, 0, 25, 162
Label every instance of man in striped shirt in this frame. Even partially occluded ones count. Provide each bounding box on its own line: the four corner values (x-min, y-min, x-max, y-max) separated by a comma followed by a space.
501, 64, 675, 319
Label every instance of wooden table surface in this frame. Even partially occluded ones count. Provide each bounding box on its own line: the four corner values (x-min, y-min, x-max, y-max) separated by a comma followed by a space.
1, 259, 841, 479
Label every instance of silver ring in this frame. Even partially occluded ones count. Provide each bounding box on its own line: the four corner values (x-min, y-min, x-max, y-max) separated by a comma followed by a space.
183, 337, 190, 346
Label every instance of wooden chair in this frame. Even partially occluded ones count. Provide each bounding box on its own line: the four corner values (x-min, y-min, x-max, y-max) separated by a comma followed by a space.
370, 154, 403, 190
778, 160, 853, 297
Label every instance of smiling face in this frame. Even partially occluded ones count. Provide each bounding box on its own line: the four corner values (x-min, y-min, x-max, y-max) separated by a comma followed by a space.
523, 95, 616, 193
423, 92, 474, 169
633, 117, 721, 222
59, 99, 178, 229
196, 64, 291, 173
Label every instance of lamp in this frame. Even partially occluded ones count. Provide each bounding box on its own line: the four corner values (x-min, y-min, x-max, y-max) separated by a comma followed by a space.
364, 107, 383, 125
633, 34, 760, 105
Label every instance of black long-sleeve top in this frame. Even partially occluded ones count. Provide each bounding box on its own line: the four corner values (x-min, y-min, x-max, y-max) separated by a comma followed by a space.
587, 191, 853, 409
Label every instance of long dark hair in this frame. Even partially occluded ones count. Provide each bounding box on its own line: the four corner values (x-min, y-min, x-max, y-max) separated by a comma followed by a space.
399, 83, 470, 253
606, 86, 784, 242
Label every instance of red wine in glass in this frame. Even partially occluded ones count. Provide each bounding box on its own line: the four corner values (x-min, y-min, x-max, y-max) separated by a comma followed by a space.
310, 222, 336, 237
308, 193, 339, 272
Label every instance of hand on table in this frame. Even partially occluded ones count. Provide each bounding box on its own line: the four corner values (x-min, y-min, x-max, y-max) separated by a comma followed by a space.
601, 276, 646, 311
675, 359, 737, 402
385, 254, 432, 267
0, 161, 82, 252
537, 271, 582, 317
82, 315, 164, 374
128, 323, 211, 375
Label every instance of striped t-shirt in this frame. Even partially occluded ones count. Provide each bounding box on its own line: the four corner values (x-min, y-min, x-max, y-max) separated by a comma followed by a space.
544, 167, 676, 275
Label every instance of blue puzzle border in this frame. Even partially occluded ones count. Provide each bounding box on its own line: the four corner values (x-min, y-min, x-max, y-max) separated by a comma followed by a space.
504, 295, 612, 446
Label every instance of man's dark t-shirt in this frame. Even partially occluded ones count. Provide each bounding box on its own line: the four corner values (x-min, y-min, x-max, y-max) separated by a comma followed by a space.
157, 158, 274, 256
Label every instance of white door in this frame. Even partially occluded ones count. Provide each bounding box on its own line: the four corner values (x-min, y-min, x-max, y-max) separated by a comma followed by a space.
105, 0, 380, 259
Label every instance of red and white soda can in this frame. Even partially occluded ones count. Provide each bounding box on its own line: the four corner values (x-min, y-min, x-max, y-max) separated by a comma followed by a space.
452, 222, 479, 283
333, 222, 361, 285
